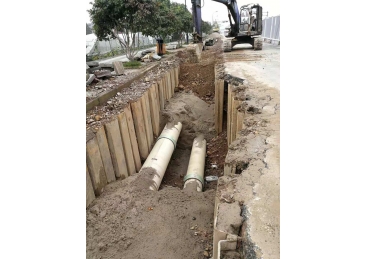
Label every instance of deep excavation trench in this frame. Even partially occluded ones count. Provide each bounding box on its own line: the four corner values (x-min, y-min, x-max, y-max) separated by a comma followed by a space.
159, 44, 228, 191
86, 40, 231, 259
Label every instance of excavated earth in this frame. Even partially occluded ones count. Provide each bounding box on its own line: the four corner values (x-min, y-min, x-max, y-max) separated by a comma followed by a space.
87, 41, 226, 259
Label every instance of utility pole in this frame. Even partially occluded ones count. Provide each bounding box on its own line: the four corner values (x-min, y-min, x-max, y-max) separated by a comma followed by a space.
185, 0, 189, 44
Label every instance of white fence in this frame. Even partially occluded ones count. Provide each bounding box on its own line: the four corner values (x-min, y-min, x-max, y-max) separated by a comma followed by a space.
262, 15, 280, 43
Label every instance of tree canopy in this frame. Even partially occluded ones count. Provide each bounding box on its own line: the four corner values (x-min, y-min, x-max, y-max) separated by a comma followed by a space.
88, 0, 156, 40
202, 20, 212, 35
88, 0, 212, 58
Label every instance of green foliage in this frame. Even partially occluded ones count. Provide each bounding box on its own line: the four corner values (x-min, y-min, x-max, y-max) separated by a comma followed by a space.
89, 0, 156, 40
89, 0, 156, 60
142, 0, 177, 40
88, 0, 193, 56
123, 61, 142, 68
202, 20, 212, 34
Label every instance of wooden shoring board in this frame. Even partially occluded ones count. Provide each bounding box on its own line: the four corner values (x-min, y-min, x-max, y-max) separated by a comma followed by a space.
117, 112, 136, 176
130, 98, 149, 160
124, 104, 142, 171
141, 91, 154, 150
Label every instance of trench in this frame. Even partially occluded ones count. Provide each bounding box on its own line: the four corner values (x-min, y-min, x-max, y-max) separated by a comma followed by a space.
86, 38, 247, 259
158, 44, 228, 192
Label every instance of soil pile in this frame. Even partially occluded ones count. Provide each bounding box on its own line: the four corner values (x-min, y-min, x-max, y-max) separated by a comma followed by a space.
86, 172, 215, 259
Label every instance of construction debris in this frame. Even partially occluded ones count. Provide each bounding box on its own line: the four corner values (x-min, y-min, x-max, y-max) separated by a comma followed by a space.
86, 74, 95, 85
95, 70, 112, 79
113, 61, 125, 75
100, 63, 114, 69
87, 61, 99, 67
152, 54, 162, 61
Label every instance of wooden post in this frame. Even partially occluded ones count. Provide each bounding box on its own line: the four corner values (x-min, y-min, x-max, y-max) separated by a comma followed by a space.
124, 104, 142, 171
236, 110, 245, 139
117, 112, 136, 176
231, 98, 240, 143
95, 127, 116, 183
227, 84, 233, 146
141, 92, 154, 150
166, 71, 172, 99
164, 73, 168, 100
105, 119, 129, 179
86, 137, 107, 196
157, 78, 165, 110
215, 80, 219, 133
170, 69, 175, 93
175, 66, 179, 87
86, 166, 95, 207
130, 98, 149, 160
149, 84, 160, 137
218, 80, 224, 133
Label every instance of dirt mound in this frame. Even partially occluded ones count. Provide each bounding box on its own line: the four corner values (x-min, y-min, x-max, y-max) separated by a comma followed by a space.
86, 172, 215, 259
161, 92, 216, 149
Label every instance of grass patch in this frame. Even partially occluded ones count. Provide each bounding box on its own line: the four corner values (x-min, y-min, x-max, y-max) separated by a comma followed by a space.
123, 61, 142, 68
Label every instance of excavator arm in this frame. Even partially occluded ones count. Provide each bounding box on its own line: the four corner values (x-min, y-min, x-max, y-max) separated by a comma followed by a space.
191, 0, 203, 43
191, 0, 240, 41
211, 0, 240, 36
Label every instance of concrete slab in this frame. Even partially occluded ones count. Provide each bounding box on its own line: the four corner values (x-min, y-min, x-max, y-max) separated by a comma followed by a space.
152, 54, 161, 61
86, 137, 107, 196
86, 166, 95, 208
113, 61, 125, 75
104, 119, 129, 179
87, 61, 99, 67
86, 74, 95, 85
88, 66, 102, 73
100, 63, 114, 68
96, 127, 116, 183
95, 70, 112, 78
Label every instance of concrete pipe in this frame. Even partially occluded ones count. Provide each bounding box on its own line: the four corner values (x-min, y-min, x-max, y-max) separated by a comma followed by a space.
139, 122, 182, 191
183, 136, 207, 192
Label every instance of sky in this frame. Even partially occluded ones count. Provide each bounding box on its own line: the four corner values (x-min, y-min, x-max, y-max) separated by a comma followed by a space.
86, 0, 279, 24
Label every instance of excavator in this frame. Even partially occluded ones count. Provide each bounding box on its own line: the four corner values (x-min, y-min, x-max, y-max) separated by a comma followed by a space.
191, 0, 263, 51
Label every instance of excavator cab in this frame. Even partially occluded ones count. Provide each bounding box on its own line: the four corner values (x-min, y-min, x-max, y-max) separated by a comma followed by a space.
239, 4, 262, 36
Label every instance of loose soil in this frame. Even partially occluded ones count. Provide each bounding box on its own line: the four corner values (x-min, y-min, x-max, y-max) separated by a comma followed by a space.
86, 171, 215, 259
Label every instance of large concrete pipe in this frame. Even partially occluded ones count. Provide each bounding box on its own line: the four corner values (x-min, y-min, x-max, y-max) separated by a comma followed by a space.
183, 136, 206, 192
139, 122, 182, 191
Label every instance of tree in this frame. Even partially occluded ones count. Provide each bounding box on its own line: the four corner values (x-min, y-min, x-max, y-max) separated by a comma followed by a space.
142, 0, 177, 42
171, 2, 192, 47
202, 20, 212, 35
88, 0, 156, 61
